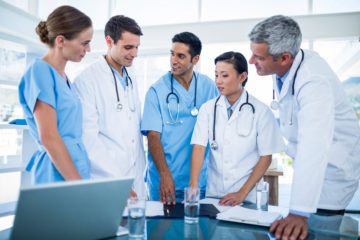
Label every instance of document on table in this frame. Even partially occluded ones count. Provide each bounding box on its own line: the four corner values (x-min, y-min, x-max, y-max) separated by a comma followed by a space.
123, 201, 164, 217
216, 205, 283, 227
199, 197, 231, 213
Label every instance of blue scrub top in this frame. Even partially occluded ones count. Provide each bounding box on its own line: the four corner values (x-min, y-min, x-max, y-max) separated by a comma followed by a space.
18, 59, 90, 183
141, 71, 218, 201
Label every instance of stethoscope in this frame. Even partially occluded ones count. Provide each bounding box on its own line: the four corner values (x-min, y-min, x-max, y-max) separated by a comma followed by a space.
210, 91, 255, 150
165, 72, 198, 125
270, 49, 304, 125
104, 55, 135, 112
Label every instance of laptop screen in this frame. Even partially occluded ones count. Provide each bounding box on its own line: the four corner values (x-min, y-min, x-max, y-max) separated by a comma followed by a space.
10, 178, 133, 240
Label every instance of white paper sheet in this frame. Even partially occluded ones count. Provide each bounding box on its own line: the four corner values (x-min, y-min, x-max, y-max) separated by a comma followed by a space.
216, 205, 282, 227
123, 201, 164, 217
199, 197, 231, 213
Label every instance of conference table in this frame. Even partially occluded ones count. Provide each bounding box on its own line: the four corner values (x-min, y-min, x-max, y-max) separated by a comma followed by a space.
114, 202, 360, 239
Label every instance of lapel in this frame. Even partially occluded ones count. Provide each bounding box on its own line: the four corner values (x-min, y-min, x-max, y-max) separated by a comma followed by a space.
229, 90, 248, 124
217, 91, 248, 124
276, 50, 304, 101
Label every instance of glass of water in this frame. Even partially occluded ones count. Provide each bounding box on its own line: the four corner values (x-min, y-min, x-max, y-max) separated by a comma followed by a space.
127, 198, 146, 238
184, 187, 200, 224
256, 181, 269, 211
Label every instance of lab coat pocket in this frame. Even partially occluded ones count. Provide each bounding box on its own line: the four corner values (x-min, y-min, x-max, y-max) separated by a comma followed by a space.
237, 108, 254, 137
326, 140, 353, 181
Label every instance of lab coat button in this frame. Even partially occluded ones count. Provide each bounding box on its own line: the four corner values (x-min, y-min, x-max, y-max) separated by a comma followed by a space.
131, 139, 135, 143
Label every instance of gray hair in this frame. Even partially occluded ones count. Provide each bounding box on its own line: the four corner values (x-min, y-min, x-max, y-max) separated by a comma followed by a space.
248, 15, 302, 59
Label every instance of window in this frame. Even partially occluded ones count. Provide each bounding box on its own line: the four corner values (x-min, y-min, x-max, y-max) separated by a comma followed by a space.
201, 0, 308, 22
313, 0, 360, 14
111, 0, 199, 26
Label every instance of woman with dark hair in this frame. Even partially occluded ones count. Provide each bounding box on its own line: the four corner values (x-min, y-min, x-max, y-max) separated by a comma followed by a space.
189, 51, 284, 206
18, 5, 93, 183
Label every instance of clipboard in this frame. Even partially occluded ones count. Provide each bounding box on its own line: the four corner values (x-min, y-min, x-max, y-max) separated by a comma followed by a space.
163, 203, 220, 219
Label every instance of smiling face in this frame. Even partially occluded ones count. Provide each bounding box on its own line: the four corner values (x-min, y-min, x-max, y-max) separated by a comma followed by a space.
215, 61, 247, 102
107, 31, 140, 68
61, 26, 93, 62
249, 42, 282, 76
170, 42, 199, 78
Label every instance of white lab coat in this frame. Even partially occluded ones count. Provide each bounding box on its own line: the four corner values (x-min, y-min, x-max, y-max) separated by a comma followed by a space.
191, 92, 285, 202
74, 56, 147, 198
275, 49, 360, 212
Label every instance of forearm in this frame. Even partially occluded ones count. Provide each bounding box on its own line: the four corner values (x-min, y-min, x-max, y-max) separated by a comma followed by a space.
147, 131, 170, 176
189, 144, 206, 187
34, 100, 81, 181
42, 135, 81, 180
239, 155, 271, 195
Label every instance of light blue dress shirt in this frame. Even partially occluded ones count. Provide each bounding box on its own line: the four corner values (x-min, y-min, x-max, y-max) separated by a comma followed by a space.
110, 66, 127, 90
141, 71, 218, 201
276, 71, 290, 92
18, 59, 90, 183
224, 96, 241, 119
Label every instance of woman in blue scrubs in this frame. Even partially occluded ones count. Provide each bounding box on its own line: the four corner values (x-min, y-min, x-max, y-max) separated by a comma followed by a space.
18, 6, 93, 183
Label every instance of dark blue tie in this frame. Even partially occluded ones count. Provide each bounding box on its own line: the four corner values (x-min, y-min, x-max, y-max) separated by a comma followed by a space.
228, 107, 233, 119
277, 77, 283, 92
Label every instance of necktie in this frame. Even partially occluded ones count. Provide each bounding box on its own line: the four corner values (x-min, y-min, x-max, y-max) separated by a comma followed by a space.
228, 107, 233, 119
277, 77, 283, 92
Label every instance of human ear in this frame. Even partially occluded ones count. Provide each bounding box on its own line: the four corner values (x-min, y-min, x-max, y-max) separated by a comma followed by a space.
55, 35, 65, 47
191, 55, 200, 65
280, 52, 293, 66
239, 72, 248, 84
105, 36, 114, 48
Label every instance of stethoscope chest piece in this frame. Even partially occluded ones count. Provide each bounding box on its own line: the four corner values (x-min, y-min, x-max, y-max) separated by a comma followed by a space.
270, 100, 279, 110
191, 107, 199, 116
210, 141, 218, 150
116, 102, 123, 111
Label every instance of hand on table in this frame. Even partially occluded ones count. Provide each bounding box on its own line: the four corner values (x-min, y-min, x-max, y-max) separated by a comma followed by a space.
219, 191, 246, 206
270, 213, 308, 240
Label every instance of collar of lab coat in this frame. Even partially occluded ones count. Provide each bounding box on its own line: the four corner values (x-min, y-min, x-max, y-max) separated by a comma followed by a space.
98, 55, 117, 76
273, 50, 304, 101
216, 90, 249, 124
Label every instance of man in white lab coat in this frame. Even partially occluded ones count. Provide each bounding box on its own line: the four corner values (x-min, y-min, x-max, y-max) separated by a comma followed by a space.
74, 15, 146, 198
248, 15, 360, 239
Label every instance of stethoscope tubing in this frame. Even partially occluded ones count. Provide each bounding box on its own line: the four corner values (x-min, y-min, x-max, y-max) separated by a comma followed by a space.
103, 55, 135, 111
270, 49, 304, 125
165, 72, 198, 124
271, 49, 304, 106
212, 91, 255, 147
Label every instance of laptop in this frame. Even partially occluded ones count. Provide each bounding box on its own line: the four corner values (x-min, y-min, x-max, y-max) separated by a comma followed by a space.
9, 177, 133, 240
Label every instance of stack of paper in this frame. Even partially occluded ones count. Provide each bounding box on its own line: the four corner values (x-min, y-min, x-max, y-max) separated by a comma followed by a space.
217, 206, 282, 227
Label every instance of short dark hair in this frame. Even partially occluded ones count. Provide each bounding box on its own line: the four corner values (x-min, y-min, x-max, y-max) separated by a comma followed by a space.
36, 5, 92, 47
215, 51, 248, 87
104, 15, 142, 43
172, 32, 202, 58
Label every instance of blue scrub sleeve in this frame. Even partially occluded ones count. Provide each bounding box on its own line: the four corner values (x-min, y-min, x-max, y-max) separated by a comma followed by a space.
25, 62, 56, 113
141, 87, 163, 135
